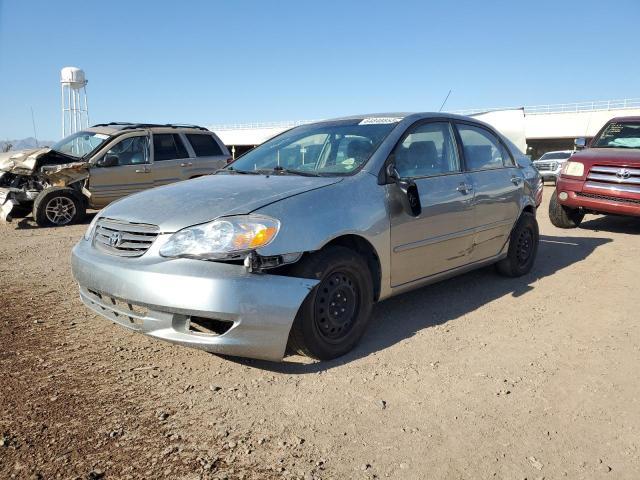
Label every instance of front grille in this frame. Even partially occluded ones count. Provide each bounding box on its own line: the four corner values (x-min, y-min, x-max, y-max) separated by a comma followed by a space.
93, 218, 159, 257
587, 165, 640, 186
534, 161, 557, 172
577, 192, 640, 205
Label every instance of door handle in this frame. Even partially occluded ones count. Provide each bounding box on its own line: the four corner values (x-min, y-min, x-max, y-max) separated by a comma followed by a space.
134, 167, 150, 173
511, 176, 523, 185
180, 162, 193, 167
456, 183, 473, 194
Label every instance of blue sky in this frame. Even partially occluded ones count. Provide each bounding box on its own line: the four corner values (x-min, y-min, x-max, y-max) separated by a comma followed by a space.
1, 0, 639, 140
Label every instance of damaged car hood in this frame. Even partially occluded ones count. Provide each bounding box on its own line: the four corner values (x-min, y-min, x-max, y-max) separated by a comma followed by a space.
0, 148, 88, 184
0, 148, 50, 174
99, 173, 344, 232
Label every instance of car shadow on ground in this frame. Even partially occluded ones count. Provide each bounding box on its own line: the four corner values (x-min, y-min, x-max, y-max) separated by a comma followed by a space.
14, 211, 97, 229
232, 232, 611, 373
579, 215, 640, 235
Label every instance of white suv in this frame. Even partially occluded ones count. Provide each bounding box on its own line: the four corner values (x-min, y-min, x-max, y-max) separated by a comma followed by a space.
533, 150, 573, 183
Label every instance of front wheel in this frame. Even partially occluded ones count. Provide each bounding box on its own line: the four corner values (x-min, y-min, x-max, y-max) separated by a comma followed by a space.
33, 187, 86, 227
496, 212, 539, 277
287, 246, 374, 360
549, 190, 584, 228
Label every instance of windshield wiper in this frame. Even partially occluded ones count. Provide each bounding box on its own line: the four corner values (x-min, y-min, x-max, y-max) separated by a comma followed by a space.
270, 166, 323, 177
225, 167, 261, 174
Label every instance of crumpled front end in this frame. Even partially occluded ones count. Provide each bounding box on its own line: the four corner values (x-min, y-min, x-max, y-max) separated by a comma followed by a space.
71, 238, 319, 361
0, 147, 89, 222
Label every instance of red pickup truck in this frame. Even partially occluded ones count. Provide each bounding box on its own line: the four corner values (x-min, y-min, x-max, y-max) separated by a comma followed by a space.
550, 116, 640, 228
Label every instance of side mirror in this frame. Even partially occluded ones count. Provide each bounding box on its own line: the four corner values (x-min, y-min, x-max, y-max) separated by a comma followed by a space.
97, 154, 119, 167
386, 163, 421, 217
574, 137, 587, 150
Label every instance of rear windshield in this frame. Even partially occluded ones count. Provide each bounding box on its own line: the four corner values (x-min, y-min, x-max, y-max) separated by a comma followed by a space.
593, 121, 640, 149
226, 118, 400, 176
539, 152, 571, 160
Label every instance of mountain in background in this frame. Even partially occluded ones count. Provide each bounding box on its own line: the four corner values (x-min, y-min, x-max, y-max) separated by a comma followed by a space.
1, 137, 55, 152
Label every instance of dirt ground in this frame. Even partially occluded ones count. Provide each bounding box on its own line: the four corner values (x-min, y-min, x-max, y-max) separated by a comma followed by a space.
1, 185, 639, 480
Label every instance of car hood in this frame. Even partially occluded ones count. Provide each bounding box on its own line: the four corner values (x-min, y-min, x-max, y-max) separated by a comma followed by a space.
0, 148, 50, 174
571, 148, 640, 168
100, 173, 344, 232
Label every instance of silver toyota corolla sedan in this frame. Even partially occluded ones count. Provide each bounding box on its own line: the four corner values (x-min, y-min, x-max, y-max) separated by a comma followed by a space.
72, 113, 542, 361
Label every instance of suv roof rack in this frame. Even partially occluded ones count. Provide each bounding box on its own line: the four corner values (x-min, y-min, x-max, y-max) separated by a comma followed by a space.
91, 122, 210, 132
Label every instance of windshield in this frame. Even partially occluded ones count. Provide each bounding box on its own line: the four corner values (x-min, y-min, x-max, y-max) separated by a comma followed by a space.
593, 121, 640, 149
539, 151, 571, 160
226, 119, 400, 176
51, 131, 110, 159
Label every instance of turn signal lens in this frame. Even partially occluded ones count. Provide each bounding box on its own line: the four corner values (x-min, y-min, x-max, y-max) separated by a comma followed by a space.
249, 227, 277, 248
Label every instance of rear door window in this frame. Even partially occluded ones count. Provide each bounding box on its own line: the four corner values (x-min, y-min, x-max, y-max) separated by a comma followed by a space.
186, 134, 224, 156
456, 124, 511, 170
153, 134, 189, 161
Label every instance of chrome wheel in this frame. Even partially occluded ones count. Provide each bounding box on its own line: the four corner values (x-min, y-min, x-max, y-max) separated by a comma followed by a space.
44, 196, 76, 225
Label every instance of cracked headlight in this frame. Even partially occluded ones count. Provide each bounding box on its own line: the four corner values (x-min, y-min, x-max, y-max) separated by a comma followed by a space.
159, 215, 280, 260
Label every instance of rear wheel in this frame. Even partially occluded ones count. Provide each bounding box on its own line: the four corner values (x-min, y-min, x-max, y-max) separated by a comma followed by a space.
496, 212, 539, 277
33, 187, 86, 227
287, 246, 373, 360
549, 190, 584, 228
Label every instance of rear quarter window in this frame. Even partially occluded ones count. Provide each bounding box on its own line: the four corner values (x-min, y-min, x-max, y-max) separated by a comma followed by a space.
186, 134, 224, 157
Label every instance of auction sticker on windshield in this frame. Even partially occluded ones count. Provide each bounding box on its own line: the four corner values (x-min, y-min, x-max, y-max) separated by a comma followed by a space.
359, 117, 403, 125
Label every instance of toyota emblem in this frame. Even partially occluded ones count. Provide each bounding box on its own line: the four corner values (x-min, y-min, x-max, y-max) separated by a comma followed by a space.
615, 168, 631, 180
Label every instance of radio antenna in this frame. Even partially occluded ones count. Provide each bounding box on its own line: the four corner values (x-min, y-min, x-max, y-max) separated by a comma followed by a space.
438, 89, 452, 112
30, 107, 39, 144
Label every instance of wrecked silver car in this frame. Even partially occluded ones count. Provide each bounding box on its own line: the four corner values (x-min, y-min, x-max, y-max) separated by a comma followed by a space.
0, 123, 229, 226
72, 113, 541, 361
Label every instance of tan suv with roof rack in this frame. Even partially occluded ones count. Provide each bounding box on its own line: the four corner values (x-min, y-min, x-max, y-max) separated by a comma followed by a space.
0, 123, 230, 226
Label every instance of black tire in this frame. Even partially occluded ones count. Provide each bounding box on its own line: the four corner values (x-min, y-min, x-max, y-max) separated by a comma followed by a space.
549, 190, 584, 229
496, 212, 539, 277
33, 187, 86, 227
287, 246, 374, 360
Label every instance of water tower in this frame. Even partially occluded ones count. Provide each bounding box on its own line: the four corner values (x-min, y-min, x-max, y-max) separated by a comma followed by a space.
60, 67, 89, 137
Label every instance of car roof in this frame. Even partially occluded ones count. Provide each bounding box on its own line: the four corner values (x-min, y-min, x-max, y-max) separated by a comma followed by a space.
609, 116, 640, 122
84, 123, 212, 136
315, 112, 483, 124
541, 150, 573, 154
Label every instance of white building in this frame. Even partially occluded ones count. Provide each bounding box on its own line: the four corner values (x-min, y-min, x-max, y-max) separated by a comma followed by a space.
210, 98, 640, 159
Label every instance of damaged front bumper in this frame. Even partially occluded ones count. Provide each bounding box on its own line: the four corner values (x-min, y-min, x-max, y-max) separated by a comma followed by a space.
71, 239, 318, 361
0, 157, 89, 222
0, 185, 38, 221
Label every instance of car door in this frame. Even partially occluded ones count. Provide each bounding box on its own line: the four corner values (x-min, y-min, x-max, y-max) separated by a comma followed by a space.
184, 133, 230, 177
87, 133, 152, 208
151, 133, 191, 186
454, 122, 522, 263
389, 120, 476, 287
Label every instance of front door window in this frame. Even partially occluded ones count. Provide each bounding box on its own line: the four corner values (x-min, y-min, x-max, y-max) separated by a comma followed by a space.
394, 122, 460, 178
101, 136, 149, 166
